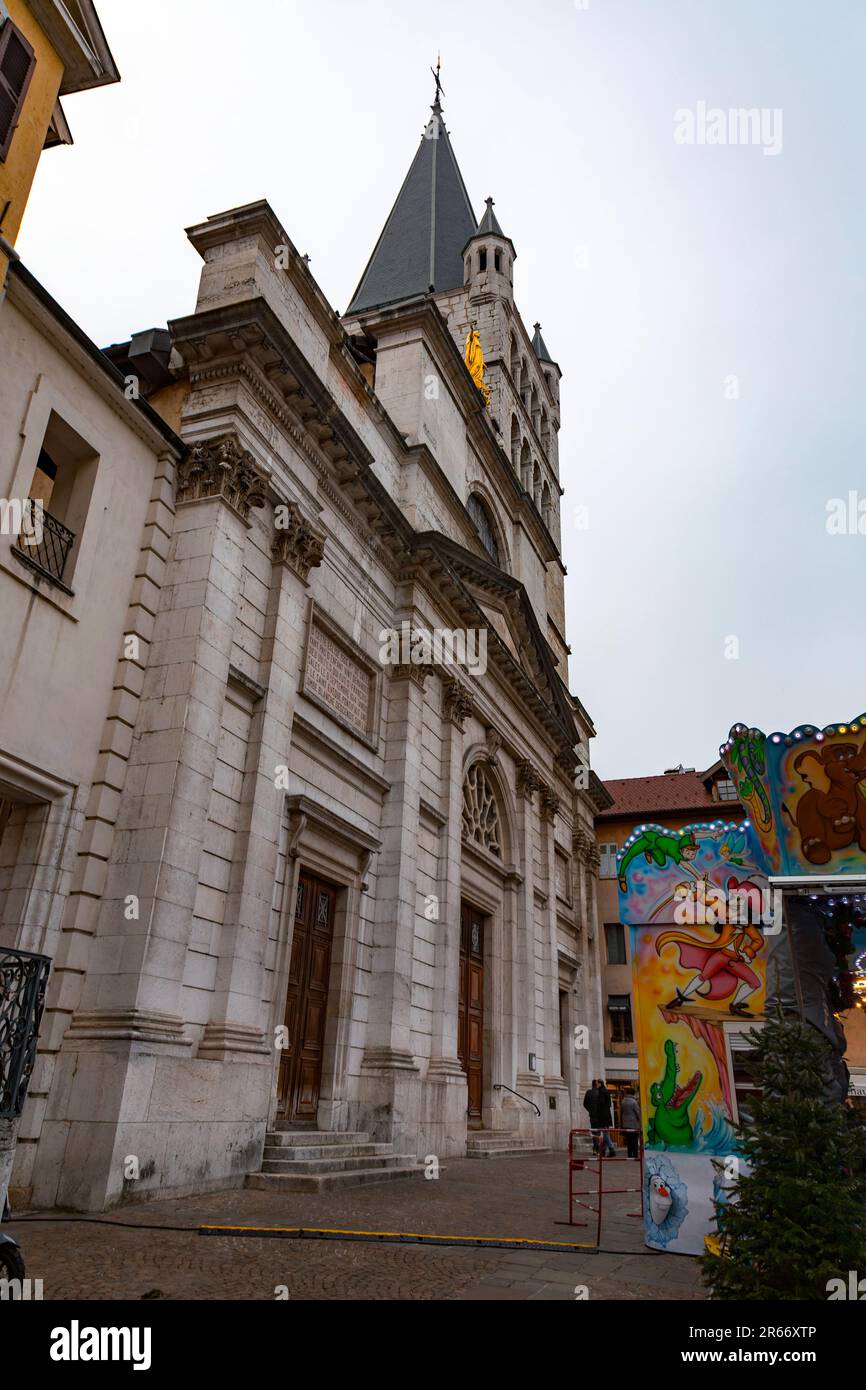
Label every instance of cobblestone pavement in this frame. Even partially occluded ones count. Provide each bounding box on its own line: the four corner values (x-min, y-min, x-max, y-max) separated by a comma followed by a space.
7, 1153, 706, 1301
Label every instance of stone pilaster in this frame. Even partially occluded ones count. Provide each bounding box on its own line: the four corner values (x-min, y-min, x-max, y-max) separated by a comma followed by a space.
425, 677, 471, 1154
359, 662, 429, 1149
539, 781, 567, 1107
573, 823, 605, 1088
199, 501, 324, 1061
33, 435, 270, 1210
514, 758, 543, 1096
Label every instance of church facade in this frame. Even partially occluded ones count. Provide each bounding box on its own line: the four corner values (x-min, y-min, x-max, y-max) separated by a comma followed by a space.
5, 84, 610, 1209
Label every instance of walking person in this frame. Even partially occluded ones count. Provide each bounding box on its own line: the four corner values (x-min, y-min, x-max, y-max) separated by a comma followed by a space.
596, 1079, 616, 1157
621, 1087, 641, 1159
583, 1077, 600, 1149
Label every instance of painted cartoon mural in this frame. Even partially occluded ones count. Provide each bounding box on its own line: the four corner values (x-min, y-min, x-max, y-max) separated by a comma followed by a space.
721, 713, 866, 877
623, 712, 866, 1256
619, 819, 769, 1254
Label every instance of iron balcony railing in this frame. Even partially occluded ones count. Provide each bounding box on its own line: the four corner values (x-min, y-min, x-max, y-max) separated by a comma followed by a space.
14, 508, 75, 585
0, 948, 51, 1119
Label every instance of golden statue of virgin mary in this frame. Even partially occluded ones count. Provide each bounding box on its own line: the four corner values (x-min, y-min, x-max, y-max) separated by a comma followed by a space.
464, 326, 491, 407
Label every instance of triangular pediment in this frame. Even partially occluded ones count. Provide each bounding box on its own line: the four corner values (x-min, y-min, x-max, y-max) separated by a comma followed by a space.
413, 533, 576, 751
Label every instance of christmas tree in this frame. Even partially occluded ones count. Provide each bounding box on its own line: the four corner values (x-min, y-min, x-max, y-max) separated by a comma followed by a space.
702, 1010, 866, 1300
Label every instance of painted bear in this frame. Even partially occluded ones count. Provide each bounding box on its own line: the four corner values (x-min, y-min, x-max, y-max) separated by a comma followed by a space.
793, 742, 866, 866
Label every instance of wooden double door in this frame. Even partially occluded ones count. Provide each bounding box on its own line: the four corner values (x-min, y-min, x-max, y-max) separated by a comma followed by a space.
458, 901, 485, 1123
277, 872, 337, 1126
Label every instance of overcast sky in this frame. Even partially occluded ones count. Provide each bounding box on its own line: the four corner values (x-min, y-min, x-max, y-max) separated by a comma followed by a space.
17, 0, 866, 778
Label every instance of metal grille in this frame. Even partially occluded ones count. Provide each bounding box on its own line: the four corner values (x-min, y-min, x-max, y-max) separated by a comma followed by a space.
0, 948, 51, 1119
15, 508, 75, 584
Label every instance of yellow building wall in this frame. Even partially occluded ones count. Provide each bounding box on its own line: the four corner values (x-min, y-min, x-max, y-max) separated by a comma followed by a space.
0, 0, 64, 261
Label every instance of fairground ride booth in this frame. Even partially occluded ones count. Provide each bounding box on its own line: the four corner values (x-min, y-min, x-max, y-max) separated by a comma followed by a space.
618, 713, 866, 1256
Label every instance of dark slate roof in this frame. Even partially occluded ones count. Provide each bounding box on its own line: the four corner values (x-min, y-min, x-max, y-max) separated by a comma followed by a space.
532, 322, 556, 364
347, 101, 476, 315
475, 196, 504, 238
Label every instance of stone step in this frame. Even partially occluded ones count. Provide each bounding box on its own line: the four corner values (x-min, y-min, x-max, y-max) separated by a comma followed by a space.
466, 1145, 551, 1158
466, 1134, 528, 1148
262, 1141, 392, 1163
261, 1152, 415, 1175
266, 1130, 370, 1147
246, 1164, 422, 1194
466, 1135, 551, 1158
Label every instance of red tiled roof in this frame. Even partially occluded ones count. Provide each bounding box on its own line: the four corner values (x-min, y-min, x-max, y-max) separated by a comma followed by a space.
596, 771, 741, 821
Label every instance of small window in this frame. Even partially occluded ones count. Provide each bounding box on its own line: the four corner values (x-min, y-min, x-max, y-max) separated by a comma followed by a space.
0, 20, 36, 162
716, 777, 738, 801
608, 995, 633, 1044
478, 248, 487, 273
13, 412, 98, 588
467, 492, 500, 566
598, 843, 619, 879
605, 922, 627, 965
494, 249, 502, 273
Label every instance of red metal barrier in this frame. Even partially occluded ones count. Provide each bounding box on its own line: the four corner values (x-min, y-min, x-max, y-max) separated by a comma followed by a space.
566, 1127, 644, 1245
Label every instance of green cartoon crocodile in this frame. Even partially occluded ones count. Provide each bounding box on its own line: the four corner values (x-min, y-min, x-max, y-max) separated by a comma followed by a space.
647, 1039, 702, 1149
617, 829, 699, 893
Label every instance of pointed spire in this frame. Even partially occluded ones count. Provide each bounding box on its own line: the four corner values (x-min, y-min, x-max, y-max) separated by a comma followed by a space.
346, 71, 476, 316
477, 196, 505, 238
532, 321, 555, 364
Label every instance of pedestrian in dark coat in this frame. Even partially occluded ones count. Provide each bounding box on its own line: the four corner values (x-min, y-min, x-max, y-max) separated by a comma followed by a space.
595, 1081, 615, 1156
583, 1080, 600, 1128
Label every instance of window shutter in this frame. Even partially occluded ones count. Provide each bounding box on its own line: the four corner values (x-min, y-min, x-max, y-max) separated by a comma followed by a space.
0, 21, 36, 162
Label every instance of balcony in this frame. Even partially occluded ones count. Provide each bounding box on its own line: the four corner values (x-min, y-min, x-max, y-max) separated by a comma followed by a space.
13, 508, 75, 587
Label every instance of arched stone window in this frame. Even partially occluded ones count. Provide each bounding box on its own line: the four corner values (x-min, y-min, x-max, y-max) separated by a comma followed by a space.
541, 409, 550, 454
532, 461, 542, 509
520, 439, 532, 492
510, 335, 520, 383
541, 480, 552, 528
510, 415, 520, 471
467, 492, 500, 565
462, 763, 502, 857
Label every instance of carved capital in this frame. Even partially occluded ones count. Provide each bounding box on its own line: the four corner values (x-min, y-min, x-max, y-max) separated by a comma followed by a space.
540, 785, 560, 824
389, 663, 435, 688
272, 500, 326, 581
443, 677, 473, 730
178, 434, 270, 522
573, 826, 593, 864
517, 758, 544, 802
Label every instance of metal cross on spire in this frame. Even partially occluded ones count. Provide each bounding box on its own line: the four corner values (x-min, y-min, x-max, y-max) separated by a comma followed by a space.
431, 54, 444, 110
